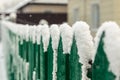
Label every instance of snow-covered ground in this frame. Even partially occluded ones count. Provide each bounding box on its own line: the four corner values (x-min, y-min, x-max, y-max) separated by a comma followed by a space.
0, 42, 8, 80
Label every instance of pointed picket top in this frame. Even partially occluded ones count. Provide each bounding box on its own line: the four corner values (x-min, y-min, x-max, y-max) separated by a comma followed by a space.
59, 23, 73, 54
40, 24, 50, 52
94, 21, 120, 80
72, 21, 95, 65
50, 24, 60, 50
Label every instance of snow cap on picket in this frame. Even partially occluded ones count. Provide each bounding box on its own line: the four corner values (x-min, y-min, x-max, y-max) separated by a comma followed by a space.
72, 21, 95, 65
50, 24, 60, 80
18, 24, 25, 44
41, 24, 50, 52
59, 23, 73, 54
50, 24, 60, 50
24, 24, 29, 41
36, 25, 42, 44
29, 25, 36, 43
95, 21, 120, 80
1, 21, 18, 35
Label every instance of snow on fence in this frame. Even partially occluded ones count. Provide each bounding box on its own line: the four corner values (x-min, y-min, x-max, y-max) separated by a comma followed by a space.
1, 20, 120, 80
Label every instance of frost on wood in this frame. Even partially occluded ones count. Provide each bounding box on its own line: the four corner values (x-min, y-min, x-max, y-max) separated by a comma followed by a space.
50, 24, 60, 80
40, 24, 50, 52
72, 21, 95, 80
59, 23, 73, 54
95, 21, 120, 80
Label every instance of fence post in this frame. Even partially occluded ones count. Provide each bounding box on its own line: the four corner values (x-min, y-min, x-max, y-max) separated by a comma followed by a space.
92, 22, 120, 80
40, 24, 50, 80
47, 37, 53, 80
70, 36, 82, 80
57, 36, 66, 80
92, 31, 115, 80
72, 21, 94, 80
50, 24, 60, 80
28, 26, 36, 80
40, 36, 45, 80
57, 23, 73, 80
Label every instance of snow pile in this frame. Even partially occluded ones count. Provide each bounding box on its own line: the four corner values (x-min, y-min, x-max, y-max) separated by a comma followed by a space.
24, 25, 29, 42
25, 62, 29, 80
36, 25, 42, 44
50, 24, 60, 80
72, 21, 95, 80
1, 20, 19, 34
29, 25, 36, 44
50, 24, 60, 50
59, 23, 73, 54
0, 43, 8, 80
95, 21, 120, 80
40, 24, 50, 52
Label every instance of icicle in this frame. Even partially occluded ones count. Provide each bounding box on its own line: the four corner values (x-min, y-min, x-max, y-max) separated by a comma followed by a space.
72, 21, 95, 80
95, 21, 120, 80
59, 23, 73, 54
41, 24, 50, 52
33, 71, 36, 80
25, 62, 29, 80
50, 24, 60, 80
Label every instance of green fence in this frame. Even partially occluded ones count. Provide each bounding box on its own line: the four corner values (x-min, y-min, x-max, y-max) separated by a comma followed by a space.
1, 20, 120, 80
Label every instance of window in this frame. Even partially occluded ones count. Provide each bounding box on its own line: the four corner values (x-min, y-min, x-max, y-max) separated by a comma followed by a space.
91, 4, 100, 28
73, 8, 79, 23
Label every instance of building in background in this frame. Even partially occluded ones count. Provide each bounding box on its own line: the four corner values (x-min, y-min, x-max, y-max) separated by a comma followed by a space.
68, 0, 120, 33
16, 0, 68, 25
68, 0, 100, 30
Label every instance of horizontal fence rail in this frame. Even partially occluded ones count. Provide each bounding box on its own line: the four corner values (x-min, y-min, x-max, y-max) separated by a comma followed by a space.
1, 20, 120, 80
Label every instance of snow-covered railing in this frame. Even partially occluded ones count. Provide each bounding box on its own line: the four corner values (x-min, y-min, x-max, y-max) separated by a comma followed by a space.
1, 20, 120, 80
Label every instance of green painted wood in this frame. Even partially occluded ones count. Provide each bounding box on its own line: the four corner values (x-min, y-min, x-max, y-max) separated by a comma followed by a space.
92, 31, 116, 80
26, 41, 29, 62
19, 40, 23, 58
57, 37, 66, 80
33, 43, 37, 69
44, 51, 48, 80
65, 54, 70, 80
47, 37, 53, 80
36, 44, 41, 79
40, 37, 46, 80
23, 40, 26, 61
70, 37, 82, 80
28, 41, 34, 80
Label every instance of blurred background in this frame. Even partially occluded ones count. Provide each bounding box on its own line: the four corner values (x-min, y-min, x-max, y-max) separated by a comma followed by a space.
0, 0, 120, 37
